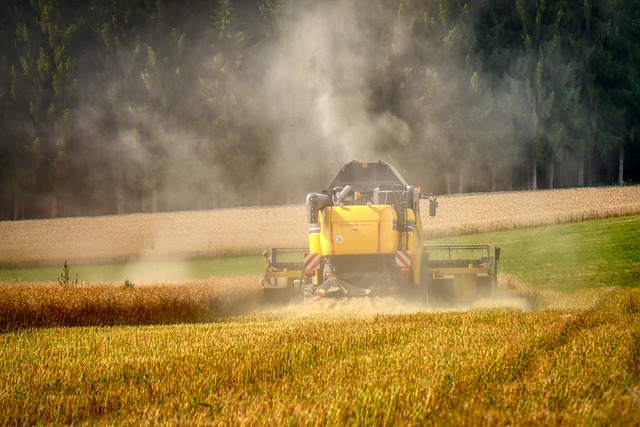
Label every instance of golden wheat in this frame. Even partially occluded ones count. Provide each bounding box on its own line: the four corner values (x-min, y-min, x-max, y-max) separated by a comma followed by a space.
1, 288, 638, 426
0, 277, 262, 331
421, 186, 640, 237
0, 187, 638, 425
1, 186, 638, 267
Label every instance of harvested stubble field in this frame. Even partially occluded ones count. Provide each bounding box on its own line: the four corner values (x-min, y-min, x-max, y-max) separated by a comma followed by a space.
1, 186, 640, 425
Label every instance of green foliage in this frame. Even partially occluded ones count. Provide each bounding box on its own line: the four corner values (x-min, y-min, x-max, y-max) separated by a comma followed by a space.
1, 0, 640, 219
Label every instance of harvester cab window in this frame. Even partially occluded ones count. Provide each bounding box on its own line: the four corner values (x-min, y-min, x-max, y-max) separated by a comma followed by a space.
374, 186, 403, 209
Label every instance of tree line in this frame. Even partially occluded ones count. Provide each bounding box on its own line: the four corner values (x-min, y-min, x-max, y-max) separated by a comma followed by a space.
1, 0, 639, 220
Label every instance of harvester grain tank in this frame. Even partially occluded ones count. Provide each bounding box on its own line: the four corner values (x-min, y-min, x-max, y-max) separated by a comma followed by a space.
262, 160, 500, 303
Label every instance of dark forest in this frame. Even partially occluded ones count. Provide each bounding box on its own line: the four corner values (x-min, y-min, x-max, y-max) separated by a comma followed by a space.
1, 0, 639, 220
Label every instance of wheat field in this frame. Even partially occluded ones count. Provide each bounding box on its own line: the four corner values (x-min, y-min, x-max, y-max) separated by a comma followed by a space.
1, 288, 639, 426
1, 186, 639, 425
1, 186, 639, 267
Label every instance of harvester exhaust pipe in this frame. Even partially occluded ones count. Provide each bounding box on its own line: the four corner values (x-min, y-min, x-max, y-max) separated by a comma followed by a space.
334, 185, 352, 205
306, 192, 332, 224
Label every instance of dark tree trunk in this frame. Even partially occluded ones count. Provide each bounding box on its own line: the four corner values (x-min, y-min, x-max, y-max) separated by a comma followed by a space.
577, 150, 585, 187
618, 145, 624, 184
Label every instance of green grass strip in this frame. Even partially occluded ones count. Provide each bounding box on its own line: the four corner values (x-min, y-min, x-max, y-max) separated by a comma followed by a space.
0, 256, 264, 283
428, 215, 640, 292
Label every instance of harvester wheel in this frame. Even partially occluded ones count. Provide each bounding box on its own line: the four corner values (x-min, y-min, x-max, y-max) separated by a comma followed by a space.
318, 260, 326, 285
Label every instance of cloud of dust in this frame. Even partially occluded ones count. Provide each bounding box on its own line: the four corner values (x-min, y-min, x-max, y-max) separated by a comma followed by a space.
62, 0, 538, 265
121, 258, 194, 284
261, 290, 536, 319
67, 0, 535, 215
254, 0, 413, 199
248, 0, 530, 196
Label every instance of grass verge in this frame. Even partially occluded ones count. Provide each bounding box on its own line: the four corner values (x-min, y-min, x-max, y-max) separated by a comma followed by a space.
0, 256, 263, 283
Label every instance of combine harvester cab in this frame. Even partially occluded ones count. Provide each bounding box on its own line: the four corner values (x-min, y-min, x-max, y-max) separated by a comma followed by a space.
263, 160, 500, 304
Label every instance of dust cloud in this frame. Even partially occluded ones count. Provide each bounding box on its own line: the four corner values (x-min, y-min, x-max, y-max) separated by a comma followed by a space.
262, 288, 536, 319
72, 0, 524, 214
214, 0, 528, 199
257, 1, 412, 197
121, 259, 193, 284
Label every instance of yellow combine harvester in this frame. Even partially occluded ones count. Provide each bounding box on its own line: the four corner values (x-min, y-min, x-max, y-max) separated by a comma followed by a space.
261, 160, 500, 304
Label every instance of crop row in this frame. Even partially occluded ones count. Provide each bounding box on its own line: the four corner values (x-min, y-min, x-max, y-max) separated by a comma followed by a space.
0, 272, 616, 332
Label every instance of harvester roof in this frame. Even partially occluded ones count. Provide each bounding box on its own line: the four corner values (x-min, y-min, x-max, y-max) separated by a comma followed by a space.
328, 161, 409, 192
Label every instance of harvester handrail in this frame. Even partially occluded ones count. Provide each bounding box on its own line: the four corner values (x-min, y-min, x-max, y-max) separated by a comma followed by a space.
424, 245, 491, 250
266, 248, 307, 269
424, 245, 492, 263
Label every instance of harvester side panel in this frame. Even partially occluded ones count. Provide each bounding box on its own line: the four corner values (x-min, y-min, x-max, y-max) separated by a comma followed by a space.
403, 206, 424, 285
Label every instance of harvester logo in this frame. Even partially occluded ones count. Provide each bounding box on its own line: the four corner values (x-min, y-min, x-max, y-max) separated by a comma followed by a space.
336, 236, 343, 244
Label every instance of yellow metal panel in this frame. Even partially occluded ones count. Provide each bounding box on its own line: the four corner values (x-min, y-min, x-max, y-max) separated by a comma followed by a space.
404, 208, 423, 284
263, 270, 300, 289
327, 205, 393, 222
431, 267, 490, 276
309, 232, 321, 254
318, 205, 398, 256
406, 209, 416, 223
266, 271, 302, 278
455, 275, 477, 299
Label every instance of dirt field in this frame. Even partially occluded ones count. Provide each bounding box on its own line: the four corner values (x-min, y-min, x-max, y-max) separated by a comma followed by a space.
0, 186, 638, 267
